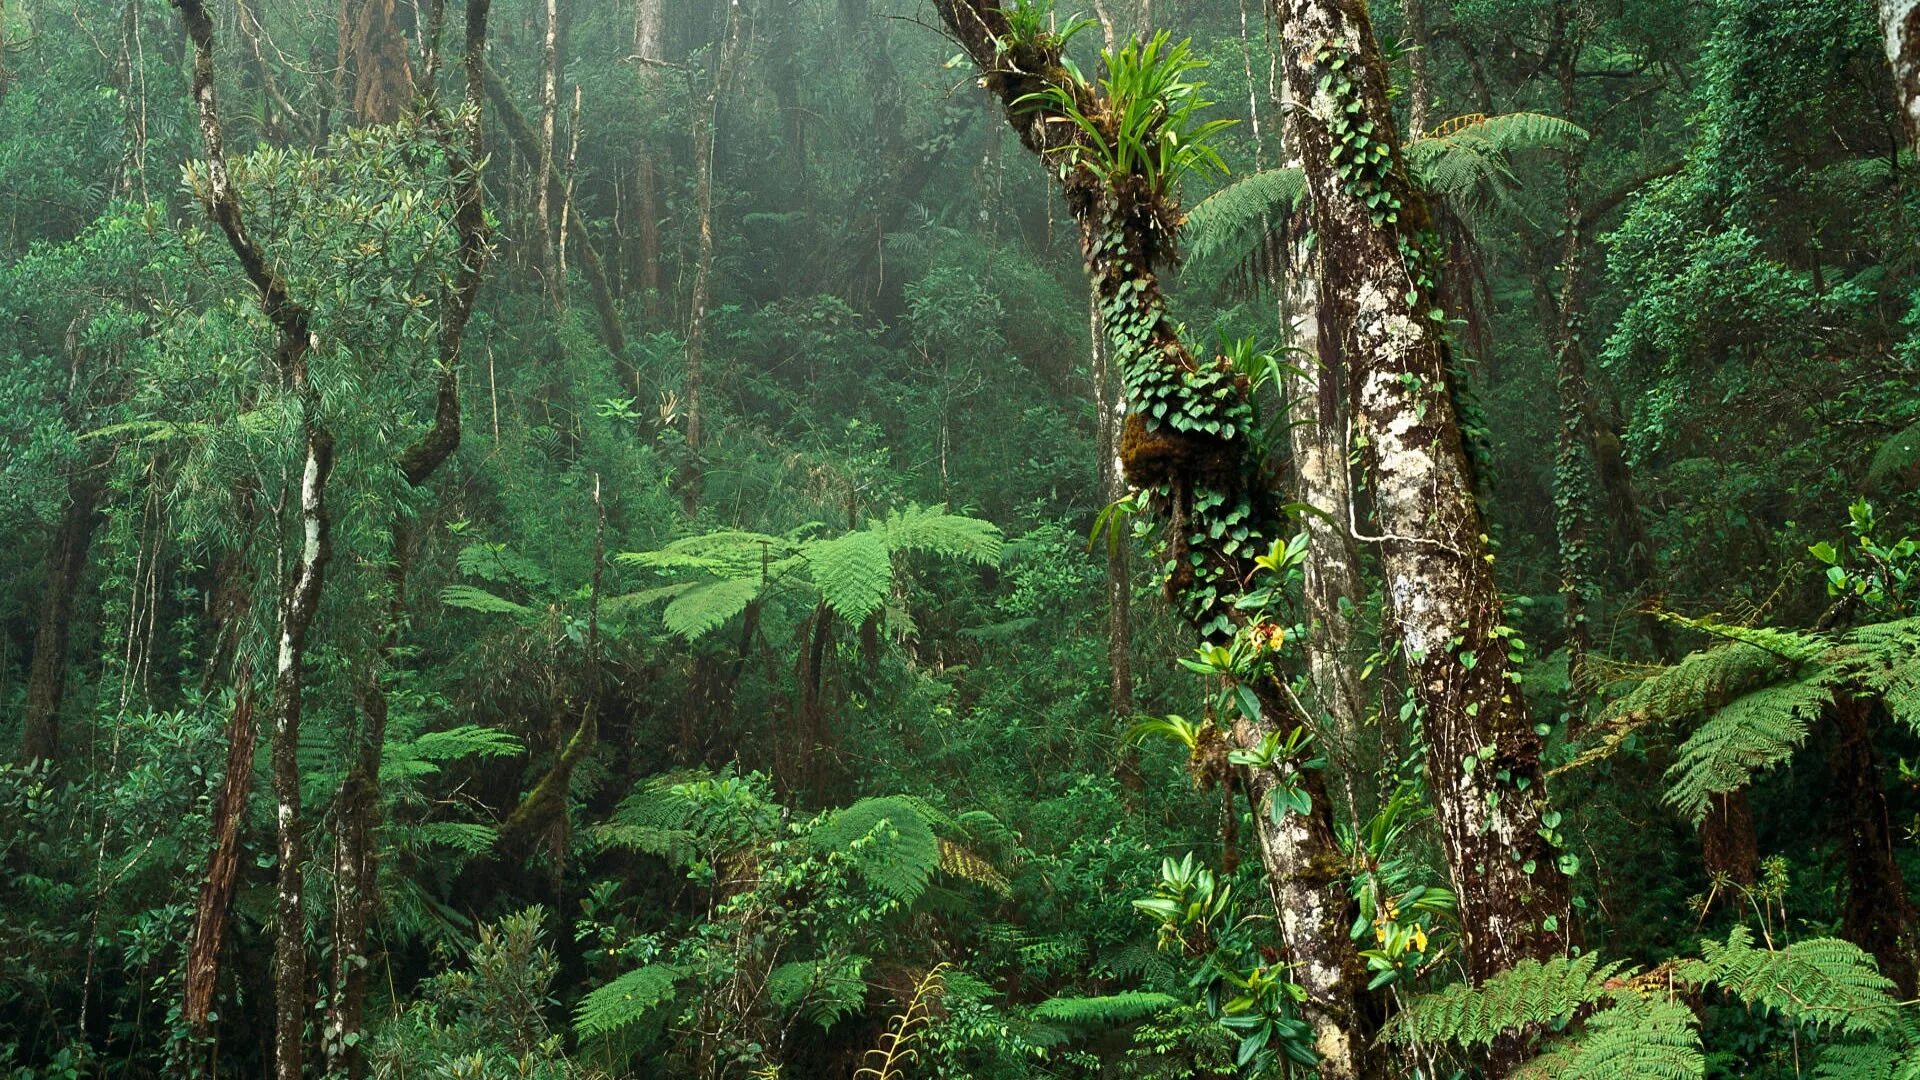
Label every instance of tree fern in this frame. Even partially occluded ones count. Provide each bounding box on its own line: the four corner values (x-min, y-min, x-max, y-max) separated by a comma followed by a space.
1681, 927, 1900, 1034
573, 963, 684, 1037
1180, 166, 1306, 274
1868, 418, 1920, 494
806, 529, 895, 625
1511, 993, 1704, 1080
1663, 675, 1832, 823
1840, 618, 1920, 728
1029, 991, 1178, 1028
767, 955, 870, 1030
877, 503, 1004, 565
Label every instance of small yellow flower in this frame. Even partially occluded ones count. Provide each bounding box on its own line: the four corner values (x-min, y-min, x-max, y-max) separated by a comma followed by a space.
1410, 926, 1429, 953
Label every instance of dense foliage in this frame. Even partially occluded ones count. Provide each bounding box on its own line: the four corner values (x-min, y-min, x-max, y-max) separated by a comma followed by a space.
3, 0, 1919, 1077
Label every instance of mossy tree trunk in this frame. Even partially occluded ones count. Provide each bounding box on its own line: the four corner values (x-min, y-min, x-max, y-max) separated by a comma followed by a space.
932, 5, 1372, 1073
1275, 0, 1572, 992
20, 468, 104, 767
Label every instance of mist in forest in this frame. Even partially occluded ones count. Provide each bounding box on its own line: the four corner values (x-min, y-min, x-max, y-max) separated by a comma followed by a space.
5, 0, 1920, 1077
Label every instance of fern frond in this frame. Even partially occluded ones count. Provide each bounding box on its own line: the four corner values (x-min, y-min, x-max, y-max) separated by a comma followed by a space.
1511, 993, 1703, 1080
400, 724, 525, 762
938, 838, 1011, 896
811, 796, 942, 904
1683, 927, 1900, 1034
617, 530, 794, 576
1384, 953, 1630, 1048
1180, 166, 1305, 273
1663, 676, 1831, 823
805, 530, 895, 625
854, 964, 949, 1080
1868, 418, 1920, 493
574, 963, 684, 1036
439, 584, 534, 618
766, 955, 870, 1030
661, 576, 766, 640
454, 543, 552, 589
1840, 618, 1920, 729
879, 503, 1004, 565
392, 820, 499, 854
1029, 991, 1177, 1028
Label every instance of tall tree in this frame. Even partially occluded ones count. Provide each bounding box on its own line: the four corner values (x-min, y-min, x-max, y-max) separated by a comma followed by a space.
1884, 0, 1920, 150
1274, 0, 1572, 989
933, 6, 1373, 1073
171, 3, 336, 1077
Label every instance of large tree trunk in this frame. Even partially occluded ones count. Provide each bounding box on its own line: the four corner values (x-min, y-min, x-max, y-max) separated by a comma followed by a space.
348, 0, 413, 126
932, 6, 1373, 1073
1276, 0, 1571, 990
682, 0, 748, 512
632, 0, 665, 318
1883, 0, 1920, 152
535, 0, 558, 288
20, 469, 104, 766
1286, 240, 1370, 832
1090, 285, 1135, 749
1830, 694, 1920, 997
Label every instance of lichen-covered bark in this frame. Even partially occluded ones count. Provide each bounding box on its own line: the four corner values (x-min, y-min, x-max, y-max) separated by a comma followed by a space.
1883, 0, 1920, 153
1276, 0, 1571, 988
931, 5, 1370, 1073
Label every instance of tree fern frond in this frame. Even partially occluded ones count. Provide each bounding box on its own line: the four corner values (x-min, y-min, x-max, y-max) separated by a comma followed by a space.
1512, 993, 1703, 1080
617, 530, 794, 576
1868, 418, 1920, 494
400, 724, 525, 762
767, 956, 870, 1029
1841, 618, 1920, 729
1663, 676, 1831, 823
805, 530, 895, 625
439, 584, 535, 618
1180, 166, 1305, 273
810, 796, 942, 904
1029, 991, 1178, 1028
1683, 927, 1900, 1034
574, 964, 684, 1037
453, 543, 552, 589
879, 503, 1004, 565
661, 576, 766, 640
1385, 953, 1630, 1048
938, 837, 1011, 895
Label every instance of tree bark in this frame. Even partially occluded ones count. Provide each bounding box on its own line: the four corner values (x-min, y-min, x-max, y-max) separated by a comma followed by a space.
682, 0, 749, 513
182, 680, 257, 1044
1882, 0, 1920, 153
20, 469, 104, 767
1090, 284, 1136, 748
933, 6, 1372, 1073
348, 0, 414, 126
1830, 693, 1920, 997
632, 0, 666, 318
1276, 0, 1571, 988
1402, 0, 1434, 135
535, 0, 558, 287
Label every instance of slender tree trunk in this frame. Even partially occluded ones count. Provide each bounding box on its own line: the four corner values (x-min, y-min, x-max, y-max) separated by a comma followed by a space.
20, 469, 104, 766
1090, 285, 1135, 746
1831, 694, 1920, 997
182, 679, 257, 1046
682, 0, 748, 513
1402, 0, 1433, 135
1276, 0, 1571, 990
483, 67, 626, 356
536, 0, 558, 287
632, 0, 665, 318
174, 6, 342, 1076
1883, 0, 1920, 152
933, 7, 1372, 1072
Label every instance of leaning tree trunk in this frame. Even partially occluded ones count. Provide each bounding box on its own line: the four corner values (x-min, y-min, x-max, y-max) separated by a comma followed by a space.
1883, 0, 1920, 152
175, 5, 339, 1078
932, 6, 1371, 1073
20, 468, 104, 766
1276, 0, 1571, 989
182, 679, 257, 1047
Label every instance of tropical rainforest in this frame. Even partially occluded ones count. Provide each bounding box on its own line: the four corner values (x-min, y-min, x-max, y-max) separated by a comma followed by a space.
7, 0, 1920, 1076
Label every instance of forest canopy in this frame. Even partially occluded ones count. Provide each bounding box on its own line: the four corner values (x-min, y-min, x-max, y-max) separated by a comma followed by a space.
4, 0, 1920, 1077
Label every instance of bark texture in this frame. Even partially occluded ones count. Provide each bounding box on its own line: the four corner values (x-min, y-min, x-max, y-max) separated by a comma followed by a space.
933, 6, 1371, 1073
1884, 0, 1920, 153
182, 681, 257, 1041
1830, 694, 1920, 997
349, 0, 413, 126
20, 469, 104, 766
1275, 0, 1571, 986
